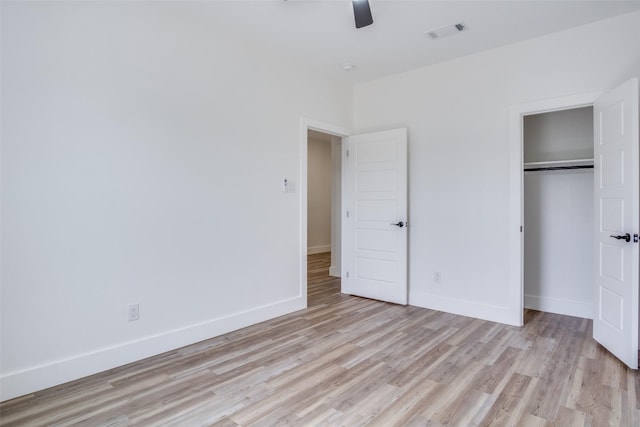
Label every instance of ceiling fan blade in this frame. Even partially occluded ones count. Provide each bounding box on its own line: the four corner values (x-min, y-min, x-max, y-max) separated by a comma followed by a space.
352, 0, 373, 29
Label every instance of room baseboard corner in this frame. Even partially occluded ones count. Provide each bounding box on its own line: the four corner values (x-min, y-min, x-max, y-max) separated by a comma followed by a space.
524, 294, 592, 319
410, 290, 521, 326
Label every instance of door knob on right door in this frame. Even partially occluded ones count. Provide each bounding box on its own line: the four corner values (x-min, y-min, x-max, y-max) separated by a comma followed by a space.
610, 233, 631, 242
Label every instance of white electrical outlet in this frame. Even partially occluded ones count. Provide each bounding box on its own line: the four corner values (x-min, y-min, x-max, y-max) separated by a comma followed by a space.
434, 272, 442, 284
128, 303, 139, 322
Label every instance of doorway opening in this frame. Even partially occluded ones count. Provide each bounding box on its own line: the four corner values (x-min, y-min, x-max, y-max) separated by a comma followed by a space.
522, 106, 594, 320
299, 118, 350, 308
307, 129, 342, 306
509, 91, 600, 326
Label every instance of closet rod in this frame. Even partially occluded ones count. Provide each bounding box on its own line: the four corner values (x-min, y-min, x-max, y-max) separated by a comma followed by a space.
524, 165, 594, 172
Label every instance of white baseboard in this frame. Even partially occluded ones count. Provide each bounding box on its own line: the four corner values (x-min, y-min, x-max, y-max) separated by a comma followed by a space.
307, 245, 331, 255
0, 296, 306, 402
524, 294, 592, 319
410, 291, 521, 326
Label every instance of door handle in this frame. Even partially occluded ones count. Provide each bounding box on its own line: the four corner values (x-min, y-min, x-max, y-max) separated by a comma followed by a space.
610, 233, 631, 242
391, 221, 405, 228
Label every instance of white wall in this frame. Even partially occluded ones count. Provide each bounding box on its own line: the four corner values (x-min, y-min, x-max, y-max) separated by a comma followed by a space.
523, 107, 594, 162
0, 1, 351, 400
353, 11, 640, 325
307, 136, 332, 254
524, 171, 594, 317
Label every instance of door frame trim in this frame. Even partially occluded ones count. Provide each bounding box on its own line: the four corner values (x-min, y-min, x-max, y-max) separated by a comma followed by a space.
300, 118, 352, 306
509, 91, 601, 326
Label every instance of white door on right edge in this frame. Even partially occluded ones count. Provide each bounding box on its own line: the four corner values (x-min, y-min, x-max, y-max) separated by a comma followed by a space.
593, 78, 639, 369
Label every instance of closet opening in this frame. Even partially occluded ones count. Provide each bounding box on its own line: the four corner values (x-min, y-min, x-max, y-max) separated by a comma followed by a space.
522, 106, 594, 321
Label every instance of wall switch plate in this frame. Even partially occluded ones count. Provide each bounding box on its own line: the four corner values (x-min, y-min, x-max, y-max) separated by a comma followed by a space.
128, 303, 139, 322
282, 178, 296, 193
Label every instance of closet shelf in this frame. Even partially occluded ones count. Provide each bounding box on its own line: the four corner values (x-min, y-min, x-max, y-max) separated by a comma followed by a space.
524, 158, 594, 168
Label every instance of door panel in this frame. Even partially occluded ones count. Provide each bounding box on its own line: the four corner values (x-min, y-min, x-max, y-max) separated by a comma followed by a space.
357, 200, 396, 221
593, 78, 639, 369
600, 198, 624, 232
357, 170, 397, 192
600, 287, 623, 331
600, 242, 624, 280
357, 229, 397, 252
600, 152, 625, 186
343, 128, 408, 305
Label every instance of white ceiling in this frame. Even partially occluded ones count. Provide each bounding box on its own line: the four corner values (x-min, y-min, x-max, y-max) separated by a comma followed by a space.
190, 0, 640, 84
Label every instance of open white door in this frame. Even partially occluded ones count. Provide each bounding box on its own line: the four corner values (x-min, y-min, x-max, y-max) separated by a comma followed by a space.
342, 128, 408, 304
593, 78, 639, 369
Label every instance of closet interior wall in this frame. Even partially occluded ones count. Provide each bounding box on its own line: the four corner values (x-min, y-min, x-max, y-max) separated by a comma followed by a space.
523, 107, 594, 319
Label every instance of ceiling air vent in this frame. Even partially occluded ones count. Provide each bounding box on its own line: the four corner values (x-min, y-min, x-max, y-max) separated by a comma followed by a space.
426, 23, 466, 40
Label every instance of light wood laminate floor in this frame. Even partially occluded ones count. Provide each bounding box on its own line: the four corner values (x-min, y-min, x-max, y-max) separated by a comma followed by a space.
1, 252, 639, 426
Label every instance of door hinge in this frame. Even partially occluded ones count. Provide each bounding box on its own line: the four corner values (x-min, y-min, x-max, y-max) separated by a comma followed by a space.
520, 226, 523, 232
346, 149, 350, 157
346, 271, 350, 279
346, 210, 350, 218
